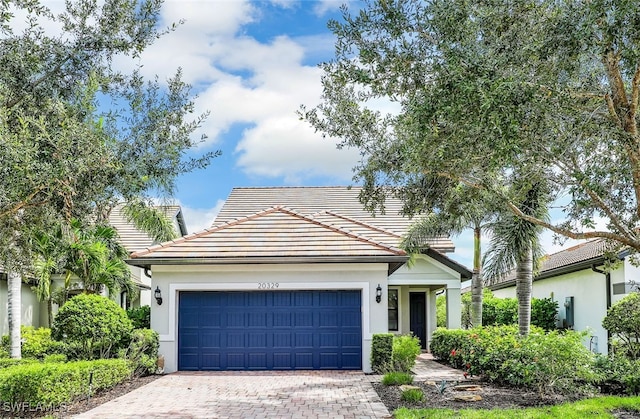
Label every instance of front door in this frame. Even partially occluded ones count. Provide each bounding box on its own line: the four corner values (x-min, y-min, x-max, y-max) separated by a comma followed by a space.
410, 293, 427, 349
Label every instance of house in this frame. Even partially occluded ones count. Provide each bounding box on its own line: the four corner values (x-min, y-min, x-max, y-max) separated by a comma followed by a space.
0, 205, 187, 337
487, 239, 637, 355
127, 186, 471, 373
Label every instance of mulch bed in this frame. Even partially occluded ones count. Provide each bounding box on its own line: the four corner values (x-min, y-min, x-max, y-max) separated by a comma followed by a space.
373, 380, 573, 412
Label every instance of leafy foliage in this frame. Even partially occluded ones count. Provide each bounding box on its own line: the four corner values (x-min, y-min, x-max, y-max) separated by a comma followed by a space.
603, 292, 640, 360
371, 333, 394, 374
382, 371, 413, 386
127, 306, 151, 330
303, 0, 640, 258
461, 290, 558, 331
118, 328, 159, 377
401, 387, 424, 402
1, 327, 65, 360
392, 334, 421, 373
0, 359, 131, 407
430, 326, 598, 395
51, 294, 133, 360
594, 355, 640, 396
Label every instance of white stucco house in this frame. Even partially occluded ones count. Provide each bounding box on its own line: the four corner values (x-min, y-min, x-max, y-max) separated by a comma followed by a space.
127, 187, 471, 373
487, 239, 637, 355
0, 205, 187, 336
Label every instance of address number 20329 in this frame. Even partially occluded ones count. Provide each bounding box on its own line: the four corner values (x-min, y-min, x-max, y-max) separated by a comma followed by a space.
258, 282, 279, 289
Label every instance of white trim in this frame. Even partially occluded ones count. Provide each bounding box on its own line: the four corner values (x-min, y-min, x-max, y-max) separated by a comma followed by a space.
159, 281, 371, 342
389, 278, 460, 288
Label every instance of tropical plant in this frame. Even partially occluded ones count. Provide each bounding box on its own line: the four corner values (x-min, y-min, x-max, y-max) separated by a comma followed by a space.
402, 186, 497, 327
483, 181, 550, 335
603, 292, 640, 360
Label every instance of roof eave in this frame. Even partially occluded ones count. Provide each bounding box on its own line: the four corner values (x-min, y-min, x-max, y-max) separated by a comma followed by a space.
126, 255, 409, 275
424, 248, 473, 279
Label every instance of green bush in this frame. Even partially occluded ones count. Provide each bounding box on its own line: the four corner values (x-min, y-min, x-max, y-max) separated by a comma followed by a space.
52, 294, 133, 360
594, 355, 640, 395
44, 354, 67, 363
371, 334, 393, 373
461, 289, 558, 330
126, 306, 151, 329
401, 387, 423, 402
429, 326, 597, 395
436, 294, 446, 327
0, 359, 37, 370
603, 292, 640, 360
0, 359, 132, 407
1, 327, 65, 360
392, 334, 421, 373
382, 371, 414, 386
119, 329, 159, 377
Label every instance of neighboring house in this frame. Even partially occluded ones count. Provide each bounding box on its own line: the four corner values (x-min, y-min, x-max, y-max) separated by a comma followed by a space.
128, 186, 471, 373
487, 239, 637, 355
0, 205, 187, 337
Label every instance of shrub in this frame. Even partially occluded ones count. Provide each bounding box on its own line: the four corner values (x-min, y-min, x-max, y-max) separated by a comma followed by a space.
429, 326, 597, 395
52, 294, 133, 360
436, 295, 446, 327
0, 359, 132, 407
594, 355, 640, 395
371, 334, 393, 373
603, 292, 640, 360
462, 289, 558, 330
0, 359, 37, 370
1, 327, 65, 360
400, 387, 423, 402
382, 371, 413, 386
119, 329, 159, 377
531, 298, 559, 331
392, 334, 421, 373
44, 354, 67, 363
126, 306, 151, 329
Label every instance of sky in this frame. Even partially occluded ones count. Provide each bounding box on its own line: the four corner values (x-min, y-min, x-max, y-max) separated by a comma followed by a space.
115, 0, 590, 269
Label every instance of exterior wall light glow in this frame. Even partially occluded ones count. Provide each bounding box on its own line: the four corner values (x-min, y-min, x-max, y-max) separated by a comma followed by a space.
154, 286, 163, 305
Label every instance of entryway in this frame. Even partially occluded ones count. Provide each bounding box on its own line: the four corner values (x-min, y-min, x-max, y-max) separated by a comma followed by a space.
410, 292, 427, 349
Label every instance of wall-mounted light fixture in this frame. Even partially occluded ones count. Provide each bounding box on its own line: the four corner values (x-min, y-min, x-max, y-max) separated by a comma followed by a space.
376, 284, 382, 303
154, 286, 163, 305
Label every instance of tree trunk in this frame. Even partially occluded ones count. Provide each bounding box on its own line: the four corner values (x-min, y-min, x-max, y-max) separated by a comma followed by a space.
515, 246, 533, 336
470, 226, 483, 327
7, 271, 22, 359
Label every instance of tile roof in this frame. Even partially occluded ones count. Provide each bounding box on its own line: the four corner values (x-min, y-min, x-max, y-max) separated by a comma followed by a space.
214, 186, 454, 252
130, 206, 407, 261
108, 205, 186, 253
486, 239, 619, 289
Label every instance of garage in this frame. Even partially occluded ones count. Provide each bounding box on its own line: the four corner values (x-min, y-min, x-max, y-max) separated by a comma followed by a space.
178, 290, 362, 370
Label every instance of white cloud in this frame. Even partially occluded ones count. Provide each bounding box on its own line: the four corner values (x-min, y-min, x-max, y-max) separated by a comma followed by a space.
313, 0, 354, 16
179, 200, 226, 234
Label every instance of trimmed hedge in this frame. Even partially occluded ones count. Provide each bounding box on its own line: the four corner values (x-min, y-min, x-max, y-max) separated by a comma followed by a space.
371, 334, 393, 373
430, 326, 598, 395
1, 326, 65, 360
0, 359, 132, 406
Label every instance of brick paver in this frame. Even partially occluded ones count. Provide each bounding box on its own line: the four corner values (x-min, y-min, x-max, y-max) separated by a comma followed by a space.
72, 354, 463, 418
73, 371, 391, 419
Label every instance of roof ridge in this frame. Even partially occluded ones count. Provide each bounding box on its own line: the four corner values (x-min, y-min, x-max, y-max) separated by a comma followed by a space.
273, 207, 406, 256
319, 210, 402, 238
131, 206, 285, 258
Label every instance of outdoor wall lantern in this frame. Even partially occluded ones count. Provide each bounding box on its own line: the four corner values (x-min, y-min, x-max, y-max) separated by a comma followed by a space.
154, 286, 163, 305
376, 284, 382, 303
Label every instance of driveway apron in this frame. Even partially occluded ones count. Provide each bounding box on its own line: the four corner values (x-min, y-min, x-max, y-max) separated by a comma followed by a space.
72, 371, 391, 419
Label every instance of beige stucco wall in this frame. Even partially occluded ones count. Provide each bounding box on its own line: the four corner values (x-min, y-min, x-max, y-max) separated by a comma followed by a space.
149, 262, 390, 373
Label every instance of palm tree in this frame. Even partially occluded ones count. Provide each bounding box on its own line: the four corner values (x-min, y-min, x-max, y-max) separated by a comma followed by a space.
483, 182, 549, 336
402, 187, 497, 327
7, 271, 21, 358
31, 227, 65, 326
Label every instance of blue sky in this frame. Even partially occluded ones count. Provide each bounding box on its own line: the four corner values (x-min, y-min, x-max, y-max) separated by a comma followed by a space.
124, 0, 587, 269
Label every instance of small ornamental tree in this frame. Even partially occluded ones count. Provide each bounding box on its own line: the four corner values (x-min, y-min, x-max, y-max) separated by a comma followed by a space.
52, 294, 133, 360
603, 292, 640, 360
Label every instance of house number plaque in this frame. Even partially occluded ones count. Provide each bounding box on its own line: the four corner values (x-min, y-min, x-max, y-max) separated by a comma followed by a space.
258, 282, 279, 289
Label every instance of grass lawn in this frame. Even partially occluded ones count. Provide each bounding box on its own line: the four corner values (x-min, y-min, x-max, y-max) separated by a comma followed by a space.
394, 396, 640, 418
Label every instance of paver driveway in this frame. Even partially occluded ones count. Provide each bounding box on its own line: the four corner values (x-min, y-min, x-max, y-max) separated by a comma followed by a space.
72, 371, 391, 419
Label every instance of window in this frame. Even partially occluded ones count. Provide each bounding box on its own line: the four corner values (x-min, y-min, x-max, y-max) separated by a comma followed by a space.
388, 289, 399, 331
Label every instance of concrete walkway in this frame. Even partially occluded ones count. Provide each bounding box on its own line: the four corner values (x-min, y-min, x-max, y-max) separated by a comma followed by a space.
72, 355, 462, 419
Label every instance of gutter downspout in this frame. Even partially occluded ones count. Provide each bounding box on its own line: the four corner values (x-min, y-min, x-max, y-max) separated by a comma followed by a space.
591, 265, 611, 354
144, 267, 152, 278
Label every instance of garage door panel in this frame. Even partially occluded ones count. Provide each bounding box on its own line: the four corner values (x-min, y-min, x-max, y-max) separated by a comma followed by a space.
178, 290, 362, 371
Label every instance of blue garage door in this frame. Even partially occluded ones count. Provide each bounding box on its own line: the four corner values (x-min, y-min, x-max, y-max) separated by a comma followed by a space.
178, 290, 362, 371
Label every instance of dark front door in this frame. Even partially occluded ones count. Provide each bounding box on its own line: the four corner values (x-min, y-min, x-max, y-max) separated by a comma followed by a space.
410, 293, 427, 349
